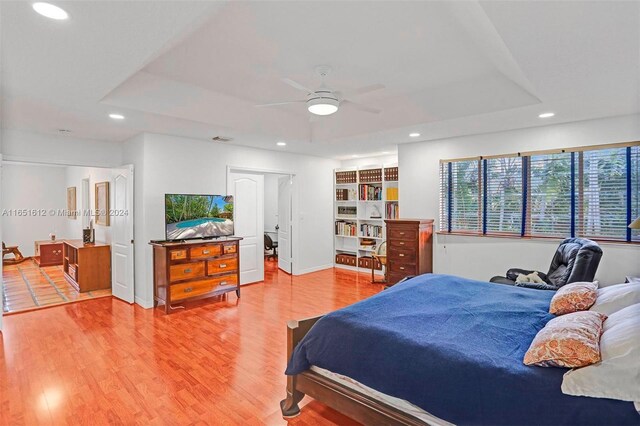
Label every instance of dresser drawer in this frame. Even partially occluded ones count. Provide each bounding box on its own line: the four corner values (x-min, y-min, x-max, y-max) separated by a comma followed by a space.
170, 249, 187, 261
223, 243, 237, 254
388, 228, 417, 241
190, 245, 222, 259
170, 262, 205, 282
170, 275, 238, 301
388, 239, 414, 249
388, 247, 416, 263
207, 257, 238, 275
388, 272, 410, 286
388, 261, 416, 274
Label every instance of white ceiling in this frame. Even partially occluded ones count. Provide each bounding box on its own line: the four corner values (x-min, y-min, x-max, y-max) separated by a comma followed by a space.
2, 1, 639, 159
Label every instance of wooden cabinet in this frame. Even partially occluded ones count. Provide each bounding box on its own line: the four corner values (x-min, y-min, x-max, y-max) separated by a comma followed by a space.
63, 240, 111, 292
151, 238, 242, 314
34, 240, 64, 267
384, 219, 433, 285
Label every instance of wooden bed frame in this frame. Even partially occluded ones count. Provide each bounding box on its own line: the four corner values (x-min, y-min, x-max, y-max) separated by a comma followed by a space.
280, 315, 430, 426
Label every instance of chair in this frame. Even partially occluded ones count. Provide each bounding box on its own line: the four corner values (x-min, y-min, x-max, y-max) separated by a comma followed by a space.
371, 241, 387, 284
264, 233, 278, 260
490, 237, 603, 290
3, 242, 26, 265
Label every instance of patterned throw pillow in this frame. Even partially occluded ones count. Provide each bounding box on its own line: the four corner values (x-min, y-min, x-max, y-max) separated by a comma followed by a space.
549, 281, 598, 315
523, 311, 607, 368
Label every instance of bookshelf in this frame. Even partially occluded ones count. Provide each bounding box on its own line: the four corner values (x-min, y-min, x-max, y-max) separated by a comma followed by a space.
334, 164, 399, 275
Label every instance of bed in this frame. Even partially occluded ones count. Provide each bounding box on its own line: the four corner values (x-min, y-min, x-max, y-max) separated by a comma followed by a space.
281, 274, 639, 425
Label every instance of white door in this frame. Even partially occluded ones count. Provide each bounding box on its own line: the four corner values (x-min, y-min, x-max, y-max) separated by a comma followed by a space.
111, 165, 135, 303
227, 172, 264, 284
277, 176, 292, 274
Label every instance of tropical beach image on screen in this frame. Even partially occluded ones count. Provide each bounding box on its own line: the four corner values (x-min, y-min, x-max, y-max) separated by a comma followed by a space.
165, 194, 234, 240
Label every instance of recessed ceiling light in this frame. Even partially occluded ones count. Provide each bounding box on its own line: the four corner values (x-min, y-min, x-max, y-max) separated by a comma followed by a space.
409, 132, 420, 138
277, 141, 287, 146
32, 2, 68, 20
538, 112, 555, 118
109, 113, 125, 120
382, 151, 390, 154
351, 155, 359, 158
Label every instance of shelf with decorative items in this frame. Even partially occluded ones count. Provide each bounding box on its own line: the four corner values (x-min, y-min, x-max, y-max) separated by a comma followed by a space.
333, 163, 399, 277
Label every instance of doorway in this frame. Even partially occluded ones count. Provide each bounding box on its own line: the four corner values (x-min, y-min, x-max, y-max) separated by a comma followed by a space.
0, 161, 134, 315
227, 167, 295, 285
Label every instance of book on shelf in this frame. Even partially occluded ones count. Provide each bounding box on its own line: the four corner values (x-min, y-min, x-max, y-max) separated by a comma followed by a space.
359, 223, 383, 238
359, 168, 382, 183
337, 206, 357, 216
335, 220, 357, 236
336, 170, 357, 184
384, 167, 398, 181
386, 187, 398, 201
385, 202, 399, 219
359, 184, 382, 200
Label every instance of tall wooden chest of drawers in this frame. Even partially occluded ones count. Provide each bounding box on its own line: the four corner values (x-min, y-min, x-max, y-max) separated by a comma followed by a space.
384, 219, 433, 285
151, 238, 242, 314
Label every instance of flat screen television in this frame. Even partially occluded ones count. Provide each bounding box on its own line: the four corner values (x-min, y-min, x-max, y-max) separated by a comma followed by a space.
165, 194, 234, 240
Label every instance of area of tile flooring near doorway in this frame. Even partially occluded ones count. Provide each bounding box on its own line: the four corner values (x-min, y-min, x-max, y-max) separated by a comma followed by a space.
2, 259, 112, 314
0, 261, 383, 424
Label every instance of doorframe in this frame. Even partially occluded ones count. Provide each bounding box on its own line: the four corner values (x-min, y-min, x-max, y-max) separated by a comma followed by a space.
0, 158, 135, 322
226, 166, 299, 275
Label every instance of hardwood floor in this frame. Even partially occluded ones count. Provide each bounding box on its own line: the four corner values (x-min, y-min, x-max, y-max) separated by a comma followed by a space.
0, 259, 384, 425
2, 259, 112, 314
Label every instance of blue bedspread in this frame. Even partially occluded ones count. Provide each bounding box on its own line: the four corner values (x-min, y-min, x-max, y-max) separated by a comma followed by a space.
286, 274, 639, 425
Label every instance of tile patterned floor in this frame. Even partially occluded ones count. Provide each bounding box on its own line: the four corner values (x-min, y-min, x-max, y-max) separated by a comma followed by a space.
2, 259, 111, 314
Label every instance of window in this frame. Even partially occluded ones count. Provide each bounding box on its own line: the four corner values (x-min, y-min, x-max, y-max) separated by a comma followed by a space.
439, 142, 640, 243
484, 157, 522, 234
439, 160, 481, 233
527, 153, 572, 237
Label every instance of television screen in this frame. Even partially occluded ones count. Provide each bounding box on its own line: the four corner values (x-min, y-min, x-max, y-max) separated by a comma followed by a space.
165, 194, 234, 240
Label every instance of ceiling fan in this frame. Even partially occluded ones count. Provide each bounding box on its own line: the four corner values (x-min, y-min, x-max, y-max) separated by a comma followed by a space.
255, 66, 385, 116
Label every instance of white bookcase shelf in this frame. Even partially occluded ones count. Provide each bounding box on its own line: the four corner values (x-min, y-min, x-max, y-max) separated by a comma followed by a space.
334, 164, 399, 275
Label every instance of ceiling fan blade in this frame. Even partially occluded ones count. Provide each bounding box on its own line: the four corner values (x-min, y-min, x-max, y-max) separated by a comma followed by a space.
255, 100, 306, 107
342, 83, 385, 98
282, 78, 314, 93
342, 99, 381, 114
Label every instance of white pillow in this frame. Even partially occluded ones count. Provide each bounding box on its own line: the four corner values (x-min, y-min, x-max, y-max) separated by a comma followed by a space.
590, 282, 640, 315
562, 303, 640, 404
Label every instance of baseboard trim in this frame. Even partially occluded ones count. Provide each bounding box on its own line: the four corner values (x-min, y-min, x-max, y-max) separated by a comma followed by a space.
294, 264, 333, 276
135, 296, 154, 309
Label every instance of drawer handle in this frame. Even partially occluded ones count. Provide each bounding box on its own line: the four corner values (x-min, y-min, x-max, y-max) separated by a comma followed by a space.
399, 242, 405, 245
184, 268, 192, 273
399, 253, 405, 257
219, 264, 227, 268
399, 266, 405, 270
399, 232, 405, 235
219, 281, 228, 286
184, 287, 193, 293
203, 250, 210, 254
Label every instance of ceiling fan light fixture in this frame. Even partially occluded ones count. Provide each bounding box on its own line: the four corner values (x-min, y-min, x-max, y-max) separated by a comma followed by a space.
307, 96, 339, 116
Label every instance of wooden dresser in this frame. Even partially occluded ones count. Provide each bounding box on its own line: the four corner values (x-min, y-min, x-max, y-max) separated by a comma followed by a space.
384, 219, 433, 285
151, 238, 242, 314
63, 240, 111, 292
34, 240, 64, 267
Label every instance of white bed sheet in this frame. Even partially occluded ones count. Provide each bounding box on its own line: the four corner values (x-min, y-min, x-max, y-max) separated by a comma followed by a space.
310, 365, 454, 426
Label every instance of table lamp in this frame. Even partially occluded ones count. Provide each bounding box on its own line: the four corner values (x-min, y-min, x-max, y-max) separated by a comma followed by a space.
629, 217, 640, 230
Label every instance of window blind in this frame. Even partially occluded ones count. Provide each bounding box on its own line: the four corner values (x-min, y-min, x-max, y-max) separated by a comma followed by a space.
484, 157, 522, 234
629, 146, 639, 242
439, 160, 481, 232
527, 153, 572, 237
580, 148, 629, 241
439, 143, 639, 242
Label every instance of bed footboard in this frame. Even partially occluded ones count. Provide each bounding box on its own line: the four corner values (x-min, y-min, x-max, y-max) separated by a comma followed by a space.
280, 315, 323, 417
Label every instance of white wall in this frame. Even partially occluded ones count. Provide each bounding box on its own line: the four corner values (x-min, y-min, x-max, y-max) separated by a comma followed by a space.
123, 133, 339, 308
64, 166, 114, 244
399, 114, 640, 285
263, 174, 279, 233
1, 163, 67, 256
1, 129, 123, 167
